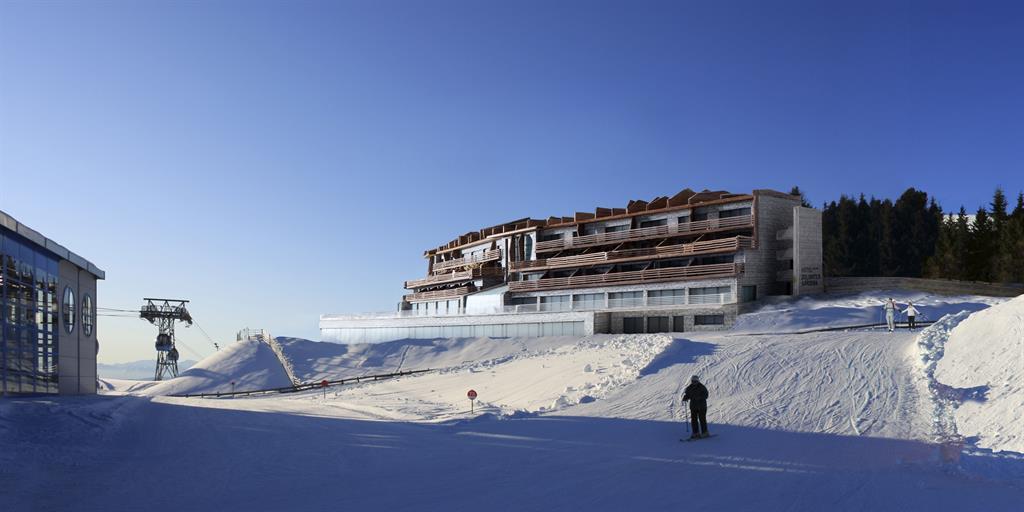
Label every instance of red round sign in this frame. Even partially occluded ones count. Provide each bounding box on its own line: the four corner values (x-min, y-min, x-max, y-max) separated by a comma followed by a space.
467, 389, 478, 400
320, 380, 329, 388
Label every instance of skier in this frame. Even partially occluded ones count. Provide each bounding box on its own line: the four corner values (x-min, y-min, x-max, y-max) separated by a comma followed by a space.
903, 301, 920, 329
883, 298, 898, 332
682, 375, 710, 439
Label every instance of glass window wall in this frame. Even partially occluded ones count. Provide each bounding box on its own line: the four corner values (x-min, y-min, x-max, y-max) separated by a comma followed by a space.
2, 230, 60, 395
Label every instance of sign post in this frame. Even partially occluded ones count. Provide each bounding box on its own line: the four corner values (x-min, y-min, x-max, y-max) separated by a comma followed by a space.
321, 379, 329, 399
467, 389, 477, 413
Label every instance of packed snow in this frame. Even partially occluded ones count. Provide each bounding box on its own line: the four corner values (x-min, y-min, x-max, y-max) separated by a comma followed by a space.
4, 290, 1023, 511
933, 295, 1024, 453
132, 339, 293, 397
733, 290, 1005, 333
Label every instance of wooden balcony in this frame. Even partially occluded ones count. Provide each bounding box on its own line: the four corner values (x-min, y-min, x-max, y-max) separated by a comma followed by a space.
511, 236, 753, 272
507, 263, 743, 292
403, 286, 475, 303
534, 214, 753, 253
405, 267, 504, 290
432, 249, 501, 273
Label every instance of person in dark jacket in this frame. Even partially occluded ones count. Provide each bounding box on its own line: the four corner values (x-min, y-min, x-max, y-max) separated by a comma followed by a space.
682, 375, 710, 439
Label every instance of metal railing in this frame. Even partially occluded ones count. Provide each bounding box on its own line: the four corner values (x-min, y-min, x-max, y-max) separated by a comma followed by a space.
324, 292, 736, 321
507, 263, 743, 292
432, 249, 501, 273
512, 236, 752, 271
405, 267, 503, 290
534, 214, 753, 252
403, 287, 475, 302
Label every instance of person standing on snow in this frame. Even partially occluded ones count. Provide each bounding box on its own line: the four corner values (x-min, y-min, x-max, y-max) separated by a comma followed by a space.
883, 298, 898, 332
682, 375, 710, 439
903, 302, 920, 329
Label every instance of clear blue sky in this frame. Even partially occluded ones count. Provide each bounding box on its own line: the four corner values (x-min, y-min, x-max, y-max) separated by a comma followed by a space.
2, 1, 1022, 363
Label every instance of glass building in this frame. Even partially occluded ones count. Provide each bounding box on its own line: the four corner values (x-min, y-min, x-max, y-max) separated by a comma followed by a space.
1, 209, 104, 396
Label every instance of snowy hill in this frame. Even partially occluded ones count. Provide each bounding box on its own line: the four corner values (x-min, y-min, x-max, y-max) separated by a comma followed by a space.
7, 290, 1024, 510
934, 294, 1024, 453
137, 339, 293, 396
733, 290, 1003, 333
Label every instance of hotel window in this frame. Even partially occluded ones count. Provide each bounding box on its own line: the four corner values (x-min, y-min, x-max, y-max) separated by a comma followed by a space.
538, 233, 563, 243
605, 225, 628, 233
648, 289, 685, 305
692, 212, 709, 221
540, 295, 571, 311
673, 316, 686, 332
646, 316, 670, 333
622, 317, 643, 334
677, 215, 690, 224
609, 291, 643, 308
694, 314, 725, 326
572, 293, 604, 310
640, 219, 667, 228
719, 207, 751, 218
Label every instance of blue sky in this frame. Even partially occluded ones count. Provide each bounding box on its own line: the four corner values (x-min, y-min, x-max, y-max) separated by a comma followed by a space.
1, 0, 1022, 362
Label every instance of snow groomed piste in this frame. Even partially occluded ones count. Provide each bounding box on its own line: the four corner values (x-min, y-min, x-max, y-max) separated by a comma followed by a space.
4, 291, 1023, 510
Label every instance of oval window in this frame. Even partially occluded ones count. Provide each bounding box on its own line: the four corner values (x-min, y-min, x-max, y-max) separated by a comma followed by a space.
82, 294, 94, 337
63, 286, 76, 334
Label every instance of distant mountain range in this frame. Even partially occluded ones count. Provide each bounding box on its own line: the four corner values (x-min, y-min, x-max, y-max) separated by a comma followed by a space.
97, 359, 197, 380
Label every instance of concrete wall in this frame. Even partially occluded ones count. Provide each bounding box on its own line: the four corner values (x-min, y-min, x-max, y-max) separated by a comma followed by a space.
739, 192, 800, 298
57, 260, 98, 395
824, 276, 1024, 298
322, 309, 599, 334
604, 304, 738, 333
793, 207, 824, 295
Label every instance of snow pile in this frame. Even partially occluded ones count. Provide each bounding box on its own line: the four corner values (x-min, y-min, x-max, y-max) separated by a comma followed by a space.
319, 334, 675, 420
277, 335, 595, 382
139, 339, 293, 396
733, 290, 1003, 333
934, 294, 1024, 453
914, 310, 973, 444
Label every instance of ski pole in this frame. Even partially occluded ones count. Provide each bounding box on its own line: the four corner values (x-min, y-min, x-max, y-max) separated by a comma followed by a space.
685, 399, 690, 433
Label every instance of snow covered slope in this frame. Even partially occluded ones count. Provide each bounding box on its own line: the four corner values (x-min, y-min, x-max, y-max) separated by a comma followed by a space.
277, 335, 592, 383
733, 290, 1003, 333
138, 339, 293, 396
934, 294, 1024, 453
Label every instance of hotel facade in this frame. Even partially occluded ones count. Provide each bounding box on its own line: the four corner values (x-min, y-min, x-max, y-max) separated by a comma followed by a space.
322, 188, 821, 343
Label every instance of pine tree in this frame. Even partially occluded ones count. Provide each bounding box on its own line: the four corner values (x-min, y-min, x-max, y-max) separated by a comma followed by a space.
789, 186, 812, 208
990, 188, 1014, 282
951, 207, 971, 281
967, 207, 995, 282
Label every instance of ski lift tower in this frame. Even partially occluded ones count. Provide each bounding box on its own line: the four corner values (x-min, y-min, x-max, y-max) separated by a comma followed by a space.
140, 298, 193, 381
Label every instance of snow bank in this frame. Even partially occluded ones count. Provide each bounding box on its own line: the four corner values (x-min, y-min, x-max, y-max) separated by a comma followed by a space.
934, 294, 1024, 453
733, 290, 1003, 333
139, 340, 293, 396
277, 335, 596, 382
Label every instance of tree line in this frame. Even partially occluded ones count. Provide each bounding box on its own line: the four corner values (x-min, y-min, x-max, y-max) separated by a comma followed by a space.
796, 186, 1024, 284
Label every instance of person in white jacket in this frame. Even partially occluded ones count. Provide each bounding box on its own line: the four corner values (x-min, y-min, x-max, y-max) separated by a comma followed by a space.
903, 302, 920, 329
883, 298, 898, 332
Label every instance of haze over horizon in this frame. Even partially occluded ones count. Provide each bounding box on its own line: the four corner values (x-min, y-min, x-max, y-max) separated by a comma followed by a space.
2, 0, 1022, 363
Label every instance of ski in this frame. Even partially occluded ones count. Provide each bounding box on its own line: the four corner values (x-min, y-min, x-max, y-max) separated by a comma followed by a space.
680, 434, 716, 442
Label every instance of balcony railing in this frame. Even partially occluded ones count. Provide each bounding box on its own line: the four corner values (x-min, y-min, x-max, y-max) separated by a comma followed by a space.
405, 267, 504, 290
534, 214, 753, 253
403, 286, 475, 302
507, 263, 743, 292
432, 250, 501, 273
512, 236, 753, 271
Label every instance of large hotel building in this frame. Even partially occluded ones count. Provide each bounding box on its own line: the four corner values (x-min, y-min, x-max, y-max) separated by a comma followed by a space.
321, 188, 822, 343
